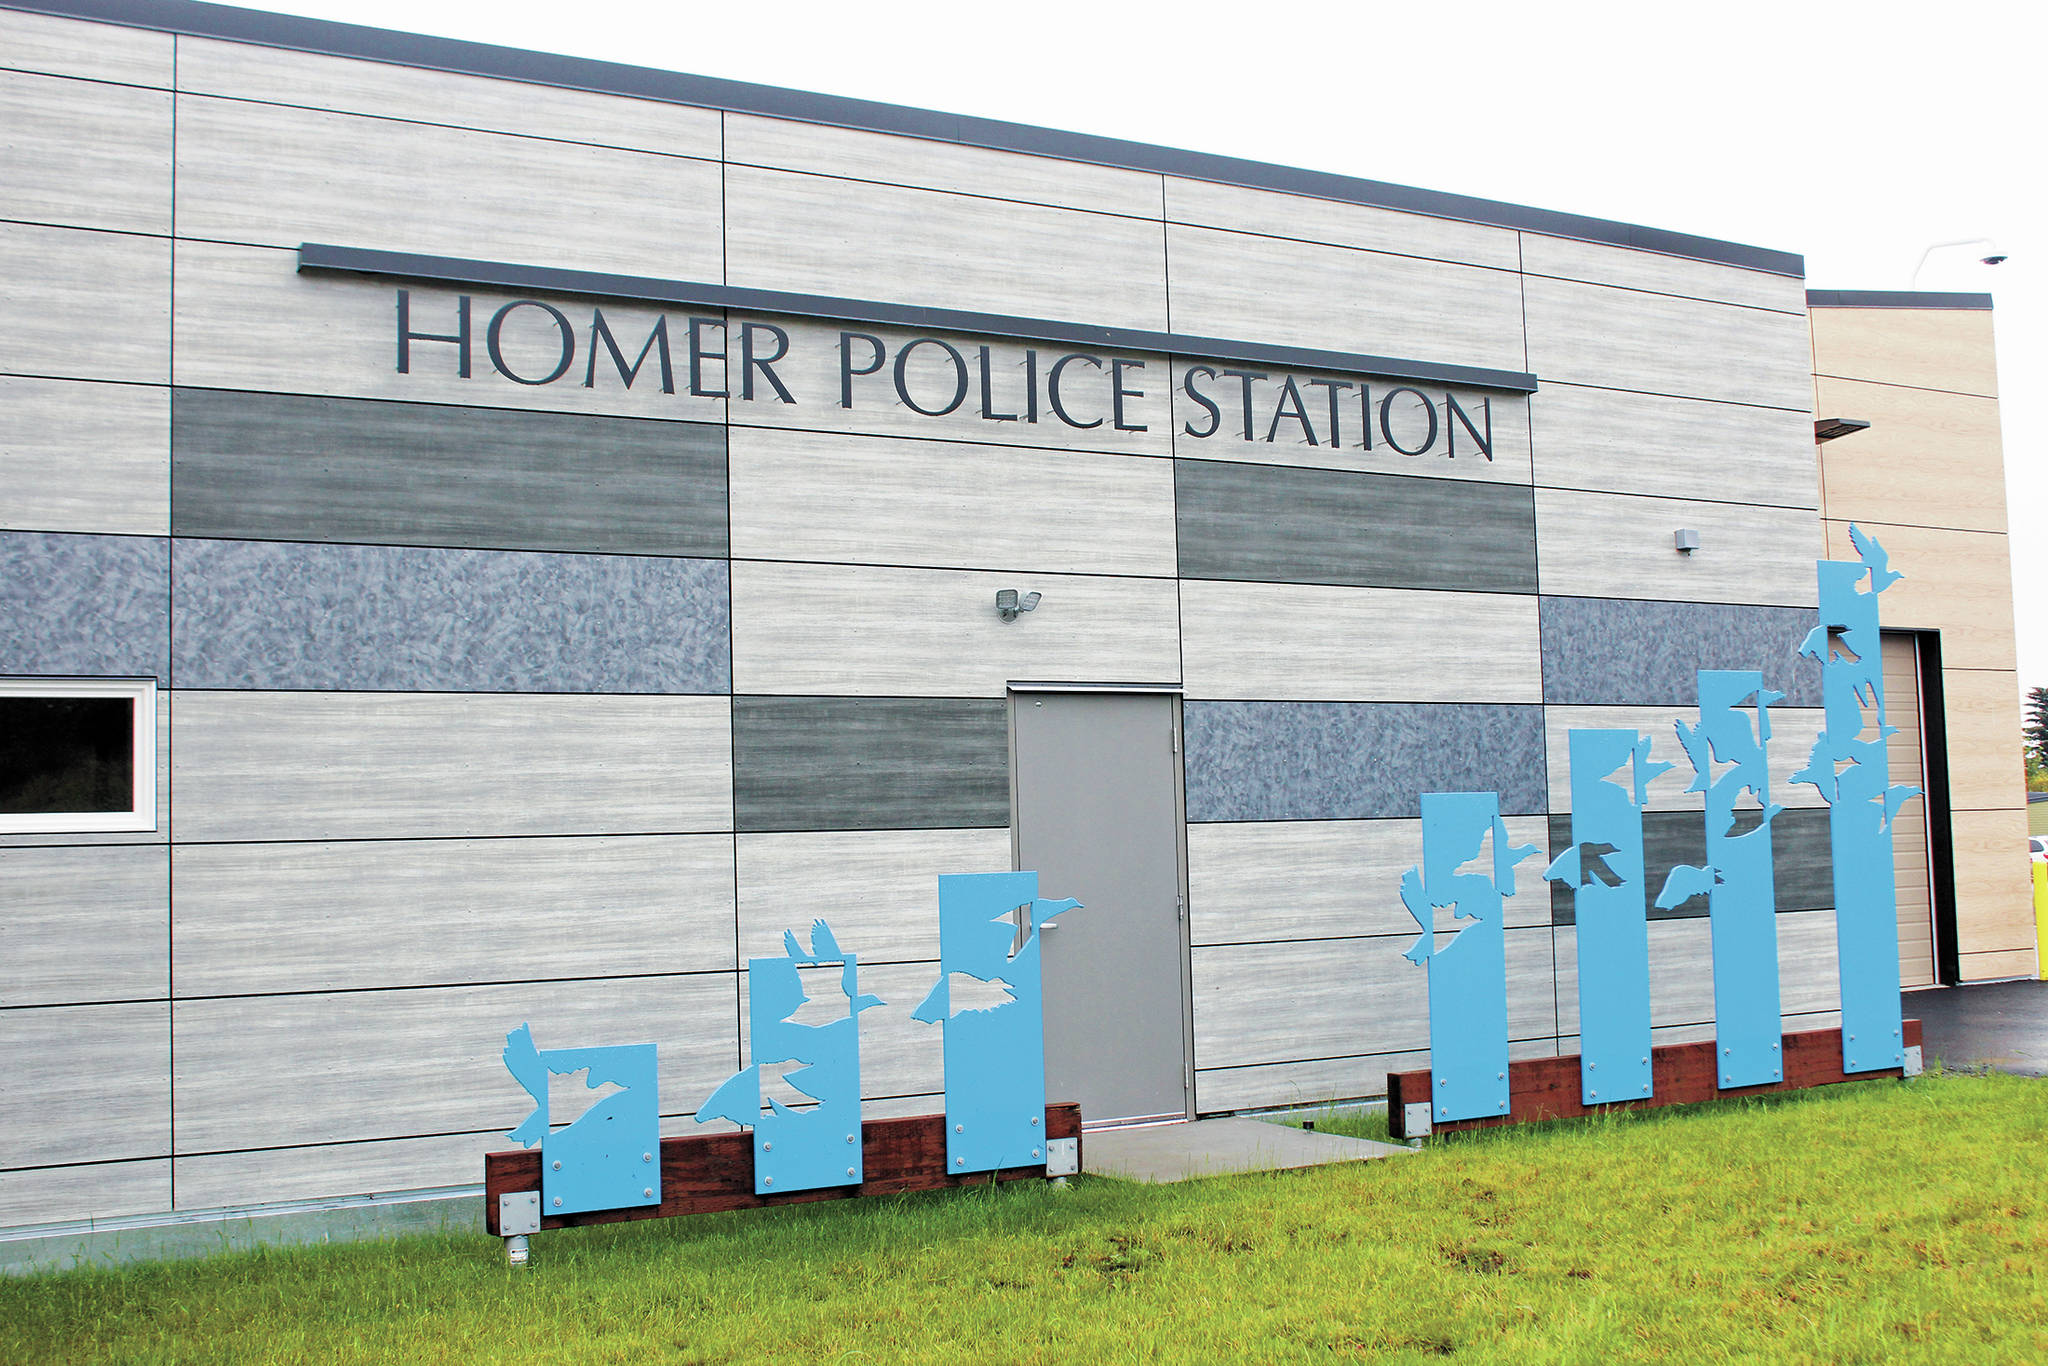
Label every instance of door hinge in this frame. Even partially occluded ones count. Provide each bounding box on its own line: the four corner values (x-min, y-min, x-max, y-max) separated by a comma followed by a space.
1176, 894, 1185, 923
1184, 1065, 1193, 1091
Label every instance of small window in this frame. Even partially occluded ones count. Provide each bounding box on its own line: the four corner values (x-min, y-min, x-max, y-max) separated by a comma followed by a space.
0, 679, 157, 834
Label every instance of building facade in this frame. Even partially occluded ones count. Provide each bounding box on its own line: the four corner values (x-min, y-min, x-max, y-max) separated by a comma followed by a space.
0, 0, 2033, 1238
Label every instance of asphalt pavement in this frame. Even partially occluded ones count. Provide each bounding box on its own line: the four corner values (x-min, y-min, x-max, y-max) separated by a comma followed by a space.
1908, 978, 2048, 1077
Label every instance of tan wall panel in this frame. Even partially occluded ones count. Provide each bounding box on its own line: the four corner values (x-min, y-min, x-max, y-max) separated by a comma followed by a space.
1809, 306, 1998, 397
1165, 224, 1526, 371
1824, 521, 2016, 670
727, 427, 1177, 577
1543, 707, 1828, 815
171, 241, 728, 419
1529, 384, 1818, 508
0, 69, 171, 235
1523, 275, 1814, 409
726, 113, 1160, 218
0, 844, 166, 1007
172, 835, 737, 996
174, 96, 724, 280
735, 827, 1011, 966
171, 975, 737, 1152
1519, 234, 1807, 314
1535, 489, 1823, 607
1814, 377, 2007, 533
0, 1160, 170, 1228
1949, 806, 2035, 955
0, 376, 168, 535
0, 221, 169, 384
726, 164, 1168, 329
1186, 816, 1553, 945
1957, 948, 2038, 982
730, 562, 1181, 697
0, 9, 172, 86
1940, 669, 2029, 811
173, 37, 722, 158
1179, 580, 1542, 703
171, 692, 734, 842
1163, 177, 1519, 270
0, 1002, 168, 1167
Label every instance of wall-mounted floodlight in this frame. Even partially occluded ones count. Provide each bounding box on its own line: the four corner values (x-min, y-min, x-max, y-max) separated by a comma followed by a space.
1815, 417, 1872, 443
995, 589, 1042, 622
1674, 529, 1702, 554
1910, 237, 2007, 288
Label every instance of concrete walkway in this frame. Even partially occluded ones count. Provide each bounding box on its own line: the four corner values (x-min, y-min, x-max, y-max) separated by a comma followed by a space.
1910, 979, 2048, 1077
1083, 1117, 1413, 1184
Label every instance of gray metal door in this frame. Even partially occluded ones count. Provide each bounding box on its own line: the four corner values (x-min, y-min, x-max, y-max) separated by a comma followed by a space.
1012, 689, 1190, 1124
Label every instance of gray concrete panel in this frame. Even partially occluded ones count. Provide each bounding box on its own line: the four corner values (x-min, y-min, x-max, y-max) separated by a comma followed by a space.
0, 530, 167, 679
1175, 458, 1537, 592
171, 539, 729, 694
171, 390, 727, 556
732, 696, 1009, 832
1538, 596, 1822, 706
1546, 805, 1834, 923
1183, 701, 1547, 822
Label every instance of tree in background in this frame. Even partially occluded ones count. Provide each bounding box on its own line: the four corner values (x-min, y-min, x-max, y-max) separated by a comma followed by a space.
2027, 687, 2048, 793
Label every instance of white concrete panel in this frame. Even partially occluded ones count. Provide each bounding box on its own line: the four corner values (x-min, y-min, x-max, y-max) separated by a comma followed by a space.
0, 1002, 168, 1167
738, 958, 942, 1104
1522, 275, 1815, 410
735, 827, 1011, 965
0, 69, 171, 234
1519, 234, 1808, 313
1179, 580, 1543, 703
1529, 383, 1819, 509
1543, 706, 1829, 814
170, 1132, 497, 1210
0, 844, 166, 1007
1165, 177, 1520, 270
172, 241, 727, 418
729, 316, 1172, 456
0, 1159, 169, 1229
171, 691, 733, 842
731, 562, 1181, 697
728, 426, 1177, 577
725, 164, 1169, 329
1778, 908, 1842, 1017
1534, 488, 1824, 607
174, 96, 724, 279
1186, 815, 1553, 946
1165, 224, 1527, 372
0, 376, 168, 535
0, 221, 169, 384
727, 113, 1161, 218
0, 8, 172, 86
174, 36, 723, 158
171, 975, 738, 1151
172, 835, 737, 996
1194, 1050, 1428, 1112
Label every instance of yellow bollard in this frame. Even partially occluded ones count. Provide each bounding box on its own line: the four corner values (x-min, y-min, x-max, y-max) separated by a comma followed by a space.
2036, 862, 2048, 980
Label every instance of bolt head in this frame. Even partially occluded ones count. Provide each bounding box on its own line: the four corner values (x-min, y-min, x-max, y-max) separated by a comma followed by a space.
1640, 1057, 1648, 1065
551, 1160, 561, 1170
763, 1142, 772, 1151
1497, 1072, 1504, 1080
1590, 1090, 1598, 1098
1032, 1149, 1041, 1159
1589, 1062, 1597, 1069
956, 1157, 965, 1167
847, 1167, 856, 1178
552, 1197, 561, 1207
847, 1134, 856, 1143
1030, 1116, 1039, 1126
765, 1176, 774, 1186
643, 1187, 653, 1198
642, 1153, 652, 1163
955, 1124, 964, 1133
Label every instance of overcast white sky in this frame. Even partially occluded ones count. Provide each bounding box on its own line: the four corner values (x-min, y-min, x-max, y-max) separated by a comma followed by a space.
253, 0, 2042, 697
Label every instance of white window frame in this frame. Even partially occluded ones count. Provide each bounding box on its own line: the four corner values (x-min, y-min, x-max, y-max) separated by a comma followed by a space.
0, 678, 158, 834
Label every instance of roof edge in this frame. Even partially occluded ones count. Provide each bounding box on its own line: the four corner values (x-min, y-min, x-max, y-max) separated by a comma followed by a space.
10, 0, 1808, 279
1806, 290, 1994, 311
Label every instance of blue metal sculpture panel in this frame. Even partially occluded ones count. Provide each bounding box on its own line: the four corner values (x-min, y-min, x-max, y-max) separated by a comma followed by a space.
1402, 793, 1539, 1122
914, 872, 1081, 1174
1792, 526, 1915, 1073
1657, 670, 1785, 1088
503, 1024, 660, 1215
696, 919, 883, 1195
1546, 729, 1669, 1106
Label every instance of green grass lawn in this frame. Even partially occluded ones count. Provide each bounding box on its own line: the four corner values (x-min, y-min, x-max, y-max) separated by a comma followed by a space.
6, 1072, 2044, 1365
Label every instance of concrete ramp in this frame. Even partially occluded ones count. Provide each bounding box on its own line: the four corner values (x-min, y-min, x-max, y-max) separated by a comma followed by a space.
1082, 1118, 1413, 1184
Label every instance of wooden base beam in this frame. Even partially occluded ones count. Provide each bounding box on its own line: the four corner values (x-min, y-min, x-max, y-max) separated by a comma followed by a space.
1387, 1022, 1922, 1140
484, 1103, 1082, 1235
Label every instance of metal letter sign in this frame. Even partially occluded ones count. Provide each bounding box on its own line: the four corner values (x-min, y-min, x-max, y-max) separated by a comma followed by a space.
914, 872, 1081, 1174
1402, 793, 1539, 1122
696, 920, 883, 1195
1546, 730, 1669, 1105
1793, 526, 1915, 1073
503, 1025, 660, 1215
1659, 670, 1786, 1089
